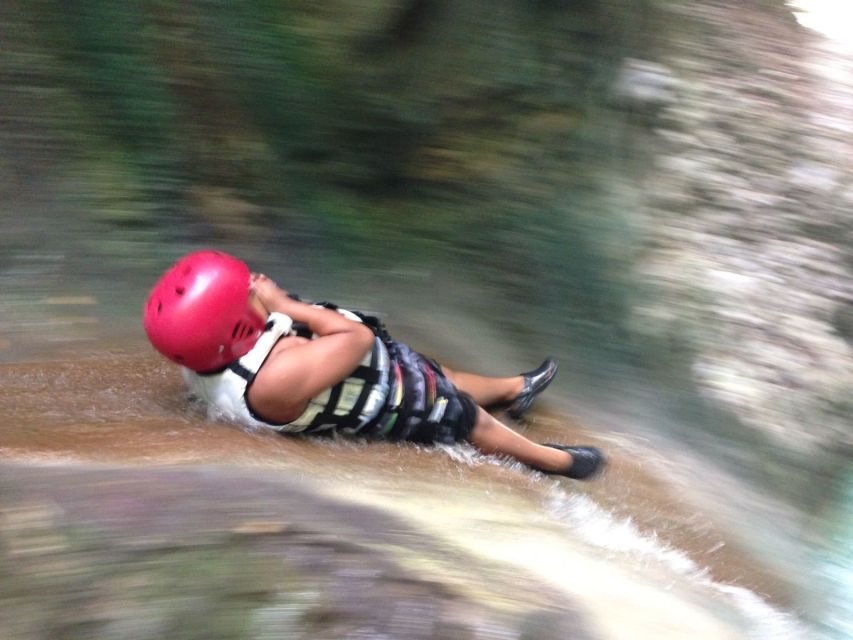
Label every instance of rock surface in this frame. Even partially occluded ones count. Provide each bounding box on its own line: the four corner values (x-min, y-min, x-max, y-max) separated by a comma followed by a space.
626, 1, 853, 472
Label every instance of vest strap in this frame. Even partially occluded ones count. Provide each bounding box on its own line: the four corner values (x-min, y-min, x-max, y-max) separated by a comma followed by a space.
340, 341, 381, 431
349, 365, 382, 385
228, 361, 256, 383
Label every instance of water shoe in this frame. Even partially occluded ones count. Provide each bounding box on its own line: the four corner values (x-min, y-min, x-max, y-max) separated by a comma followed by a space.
507, 358, 558, 419
538, 443, 606, 480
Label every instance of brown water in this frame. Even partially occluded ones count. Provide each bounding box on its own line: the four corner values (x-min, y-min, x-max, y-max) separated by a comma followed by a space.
0, 339, 813, 639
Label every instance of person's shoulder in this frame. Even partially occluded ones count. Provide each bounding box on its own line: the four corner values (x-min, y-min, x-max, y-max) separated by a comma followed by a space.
248, 350, 308, 424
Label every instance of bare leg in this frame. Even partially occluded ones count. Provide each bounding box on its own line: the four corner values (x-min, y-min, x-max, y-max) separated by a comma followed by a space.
441, 366, 523, 407
466, 407, 572, 472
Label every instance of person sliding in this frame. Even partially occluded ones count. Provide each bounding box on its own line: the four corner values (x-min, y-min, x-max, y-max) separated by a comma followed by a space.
143, 250, 605, 480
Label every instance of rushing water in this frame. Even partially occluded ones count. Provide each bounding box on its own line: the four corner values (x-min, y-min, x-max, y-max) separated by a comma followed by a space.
0, 299, 820, 639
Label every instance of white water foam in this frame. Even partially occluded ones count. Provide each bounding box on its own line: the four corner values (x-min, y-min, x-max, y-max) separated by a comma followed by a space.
426, 442, 821, 637
544, 486, 816, 640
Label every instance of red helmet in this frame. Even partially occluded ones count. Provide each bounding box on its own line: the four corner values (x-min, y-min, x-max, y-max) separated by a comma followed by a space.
143, 250, 266, 372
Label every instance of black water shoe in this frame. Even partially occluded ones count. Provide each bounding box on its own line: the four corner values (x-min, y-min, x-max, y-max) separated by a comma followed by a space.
506, 358, 558, 420
537, 443, 606, 480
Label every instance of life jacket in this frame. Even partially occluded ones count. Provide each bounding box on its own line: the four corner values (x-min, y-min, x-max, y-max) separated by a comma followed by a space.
182, 308, 394, 434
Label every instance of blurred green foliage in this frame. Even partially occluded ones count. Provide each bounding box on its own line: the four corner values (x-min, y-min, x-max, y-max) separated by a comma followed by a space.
3, 0, 654, 350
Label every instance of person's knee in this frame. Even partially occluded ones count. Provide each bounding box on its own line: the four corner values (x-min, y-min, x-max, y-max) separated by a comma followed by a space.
468, 407, 494, 439
441, 365, 458, 386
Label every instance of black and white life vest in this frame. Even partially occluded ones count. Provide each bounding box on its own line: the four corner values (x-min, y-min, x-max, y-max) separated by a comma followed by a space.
183, 309, 393, 434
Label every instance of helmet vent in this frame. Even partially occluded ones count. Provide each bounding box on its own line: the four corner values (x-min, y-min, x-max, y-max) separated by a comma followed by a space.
175, 286, 186, 296
157, 301, 163, 313
232, 322, 254, 340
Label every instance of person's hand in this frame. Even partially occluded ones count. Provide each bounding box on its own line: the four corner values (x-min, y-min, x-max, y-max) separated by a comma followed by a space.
250, 272, 289, 308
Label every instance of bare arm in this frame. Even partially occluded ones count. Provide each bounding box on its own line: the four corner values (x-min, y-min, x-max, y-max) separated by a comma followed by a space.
246, 275, 375, 423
